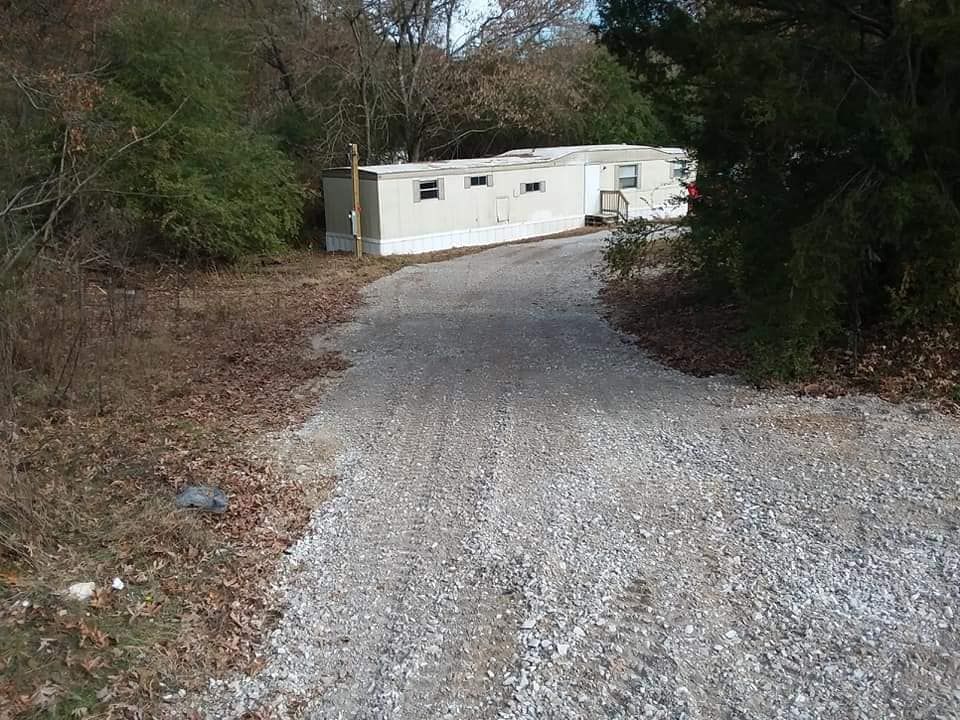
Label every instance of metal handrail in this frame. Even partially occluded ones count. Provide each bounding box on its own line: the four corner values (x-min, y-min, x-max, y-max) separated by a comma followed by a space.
599, 190, 629, 223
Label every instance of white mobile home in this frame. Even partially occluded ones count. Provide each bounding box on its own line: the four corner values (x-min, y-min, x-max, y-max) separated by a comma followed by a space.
322, 144, 693, 256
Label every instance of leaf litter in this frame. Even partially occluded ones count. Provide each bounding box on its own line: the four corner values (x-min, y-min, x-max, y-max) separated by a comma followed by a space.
603, 268, 960, 412
1, 249, 463, 719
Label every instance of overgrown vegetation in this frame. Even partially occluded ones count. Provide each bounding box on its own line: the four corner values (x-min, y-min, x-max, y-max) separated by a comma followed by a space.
597, 0, 960, 378
602, 219, 680, 278
1, 0, 672, 715
99, 7, 303, 260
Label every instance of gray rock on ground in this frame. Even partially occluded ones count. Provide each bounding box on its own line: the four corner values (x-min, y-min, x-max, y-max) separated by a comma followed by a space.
175, 485, 228, 513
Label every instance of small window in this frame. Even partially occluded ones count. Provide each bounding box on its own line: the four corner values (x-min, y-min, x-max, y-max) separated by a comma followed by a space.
617, 164, 638, 189
469, 175, 488, 186
672, 160, 689, 179
418, 179, 440, 200
523, 181, 543, 193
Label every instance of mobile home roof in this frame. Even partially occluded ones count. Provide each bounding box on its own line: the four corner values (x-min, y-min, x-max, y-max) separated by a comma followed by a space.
323, 144, 684, 180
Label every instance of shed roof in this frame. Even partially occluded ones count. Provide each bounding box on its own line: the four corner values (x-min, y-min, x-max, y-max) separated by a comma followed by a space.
324, 144, 686, 180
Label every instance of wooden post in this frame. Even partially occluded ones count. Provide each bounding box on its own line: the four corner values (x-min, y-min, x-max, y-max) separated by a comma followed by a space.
349, 143, 363, 259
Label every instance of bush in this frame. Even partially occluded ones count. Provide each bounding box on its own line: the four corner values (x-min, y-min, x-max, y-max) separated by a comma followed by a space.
598, 0, 960, 378
603, 219, 661, 278
96, 5, 303, 261
603, 218, 689, 279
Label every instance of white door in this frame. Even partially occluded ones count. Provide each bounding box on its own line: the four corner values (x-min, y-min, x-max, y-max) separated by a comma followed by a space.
584, 164, 602, 214
496, 196, 510, 223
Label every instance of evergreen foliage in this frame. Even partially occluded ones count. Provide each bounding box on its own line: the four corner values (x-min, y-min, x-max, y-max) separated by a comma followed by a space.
560, 49, 668, 145
98, 6, 303, 260
597, 0, 960, 375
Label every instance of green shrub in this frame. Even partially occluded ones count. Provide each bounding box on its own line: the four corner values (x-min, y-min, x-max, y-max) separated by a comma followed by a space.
96, 5, 303, 261
562, 49, 668, 145
603, 219, 660, 278
598, 0, 960, 379
603, 218, 695, 281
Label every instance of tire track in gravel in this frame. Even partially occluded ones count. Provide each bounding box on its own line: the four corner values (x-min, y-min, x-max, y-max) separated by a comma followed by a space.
361, 376, 453, 715
200, 232, 960, 720
334, 272, 470, 716
330, 258, 520, 719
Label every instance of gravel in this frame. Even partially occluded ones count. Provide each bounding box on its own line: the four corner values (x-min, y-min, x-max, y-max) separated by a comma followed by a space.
198, 232, 960, 719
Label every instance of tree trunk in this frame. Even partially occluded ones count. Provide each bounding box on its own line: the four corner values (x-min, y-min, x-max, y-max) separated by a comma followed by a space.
360, 75, 376, 162
350, 13, 378, 162
406, 127, 422, 162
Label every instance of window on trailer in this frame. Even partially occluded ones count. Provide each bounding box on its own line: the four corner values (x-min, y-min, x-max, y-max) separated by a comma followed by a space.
467, 175, 492, 187
617, 165, 638, 189
522, 181, 545, 193
672, 161, 689, 179
418, 179, 440, 200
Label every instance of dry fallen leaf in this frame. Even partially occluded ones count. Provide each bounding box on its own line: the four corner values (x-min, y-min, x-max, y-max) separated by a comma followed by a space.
80, 655, 107, 674
77, 621, 111, 649
89, 588, 113, 609
30, 682, 62, 709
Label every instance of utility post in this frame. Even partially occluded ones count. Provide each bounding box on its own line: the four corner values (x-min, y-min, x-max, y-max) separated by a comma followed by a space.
349, 143, 363, 259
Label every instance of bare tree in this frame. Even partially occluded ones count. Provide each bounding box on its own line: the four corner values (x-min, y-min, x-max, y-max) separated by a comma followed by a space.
355, 0, 587, 160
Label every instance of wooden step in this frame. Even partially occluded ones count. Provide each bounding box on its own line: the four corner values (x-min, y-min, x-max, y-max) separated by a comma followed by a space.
585, 213, 619, 227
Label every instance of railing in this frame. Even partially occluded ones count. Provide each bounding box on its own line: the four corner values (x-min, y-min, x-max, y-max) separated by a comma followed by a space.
600, 190, 629, 223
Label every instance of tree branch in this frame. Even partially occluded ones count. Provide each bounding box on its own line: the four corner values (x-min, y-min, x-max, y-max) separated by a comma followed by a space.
2, 98, 188, 280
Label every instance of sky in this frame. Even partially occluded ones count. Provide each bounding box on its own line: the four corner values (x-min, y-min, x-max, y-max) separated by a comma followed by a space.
448, 0, 599, 50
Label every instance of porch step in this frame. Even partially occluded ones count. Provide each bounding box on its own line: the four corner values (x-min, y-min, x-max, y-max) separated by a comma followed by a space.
585, 212, 619, 227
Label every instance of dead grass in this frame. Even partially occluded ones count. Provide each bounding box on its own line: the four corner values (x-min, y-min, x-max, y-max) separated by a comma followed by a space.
0, 246, 471, 719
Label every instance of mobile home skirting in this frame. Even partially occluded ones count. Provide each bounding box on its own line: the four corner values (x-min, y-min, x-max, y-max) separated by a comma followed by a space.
325, 214, 584, 256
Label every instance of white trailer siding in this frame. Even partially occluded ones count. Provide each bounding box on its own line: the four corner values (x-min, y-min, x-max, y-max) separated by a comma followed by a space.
373, 164, 583, 255
600, 159, 685, 219
575, 148, 690, 220
322, 144, 694, 255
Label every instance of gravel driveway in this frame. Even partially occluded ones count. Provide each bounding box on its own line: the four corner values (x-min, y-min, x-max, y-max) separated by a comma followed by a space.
203, 232, 960, 720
